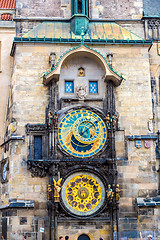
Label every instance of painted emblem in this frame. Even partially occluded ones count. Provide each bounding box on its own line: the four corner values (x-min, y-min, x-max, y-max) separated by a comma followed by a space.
78, 67, 85, 77
135, 140, 142, 148
8, 122, 17, 133
61, 172, 105, 217
144, 140, 151, 149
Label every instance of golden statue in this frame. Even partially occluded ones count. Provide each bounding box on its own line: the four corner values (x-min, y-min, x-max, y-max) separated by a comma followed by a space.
53, 178, 62, 202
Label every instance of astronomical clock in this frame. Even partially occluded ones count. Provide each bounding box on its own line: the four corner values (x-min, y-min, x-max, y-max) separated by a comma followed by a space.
26, 64, 118, 238
49, 101, 116, 222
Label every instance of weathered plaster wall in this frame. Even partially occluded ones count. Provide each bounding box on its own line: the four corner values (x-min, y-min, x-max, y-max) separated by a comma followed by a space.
0, 26, 15, 145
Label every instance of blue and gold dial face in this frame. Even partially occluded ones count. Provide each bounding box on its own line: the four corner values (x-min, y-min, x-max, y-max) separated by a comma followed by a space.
58, 109, 107, 158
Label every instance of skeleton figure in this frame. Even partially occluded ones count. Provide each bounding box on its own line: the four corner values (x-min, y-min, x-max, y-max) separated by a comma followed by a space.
53, 178, 62, 202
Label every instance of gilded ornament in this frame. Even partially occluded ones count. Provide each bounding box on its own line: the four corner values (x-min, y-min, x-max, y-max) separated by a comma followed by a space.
8, 122, 17, 133
53, 178, 62, 202
78, 67, 85, 77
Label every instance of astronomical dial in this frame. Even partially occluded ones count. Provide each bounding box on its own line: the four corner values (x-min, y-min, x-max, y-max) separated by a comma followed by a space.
58, 109, 107, 158
61, 172, 105, 217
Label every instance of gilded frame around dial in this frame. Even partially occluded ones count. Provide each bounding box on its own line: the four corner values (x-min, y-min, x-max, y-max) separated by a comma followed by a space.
60, 172, 106, 217
58, 109, 107, 158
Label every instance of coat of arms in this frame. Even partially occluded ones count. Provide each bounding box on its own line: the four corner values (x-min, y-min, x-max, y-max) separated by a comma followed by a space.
144, 140, 151, 149
135, 140, 142, 148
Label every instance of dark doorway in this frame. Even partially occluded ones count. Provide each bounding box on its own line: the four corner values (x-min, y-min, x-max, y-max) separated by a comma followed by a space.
78, 234, 90, 240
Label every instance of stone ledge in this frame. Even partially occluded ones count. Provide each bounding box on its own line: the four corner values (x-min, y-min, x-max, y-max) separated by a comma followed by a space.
0, 135, 25, 147
137, 197, 160, 207
0, 199, 34, 209
126, 135, 157, 140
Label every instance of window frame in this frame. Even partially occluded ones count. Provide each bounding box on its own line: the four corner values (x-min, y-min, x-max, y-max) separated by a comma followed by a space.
88, 80, 98, 94
64, 79, 74, 94
71, 0, 89, 17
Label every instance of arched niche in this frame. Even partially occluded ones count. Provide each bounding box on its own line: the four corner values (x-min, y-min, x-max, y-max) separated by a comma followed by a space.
59, 51, 106, 100
43, 45, 123, 87
77, 234, 90, 240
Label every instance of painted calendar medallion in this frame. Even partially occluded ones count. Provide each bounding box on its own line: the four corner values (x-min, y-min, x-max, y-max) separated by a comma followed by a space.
61, 172, 105, 217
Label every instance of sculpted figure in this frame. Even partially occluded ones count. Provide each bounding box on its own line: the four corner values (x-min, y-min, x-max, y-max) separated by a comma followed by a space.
106, 184, 113, 201
53, 178, 62, 202
76, 85, 87, 100
47, 184, 53, 201
115, 184, 121, 202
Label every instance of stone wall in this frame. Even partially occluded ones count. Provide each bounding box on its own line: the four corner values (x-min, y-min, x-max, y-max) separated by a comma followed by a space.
16, 0, 143, 20
90, 0, 143, 19
16, 0, 70, 18
1, 42, 155, 238
0, 25, 15, 145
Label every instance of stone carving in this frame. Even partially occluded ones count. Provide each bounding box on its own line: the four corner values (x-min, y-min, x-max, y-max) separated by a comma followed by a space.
148, 119, 153, 133
25, 124, 47, 134
147, 19, 160, 40
76, 85, 87, 100
27, 160, 50, 177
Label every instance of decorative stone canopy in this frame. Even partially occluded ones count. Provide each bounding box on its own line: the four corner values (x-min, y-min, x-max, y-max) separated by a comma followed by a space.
43, 44, 123, 86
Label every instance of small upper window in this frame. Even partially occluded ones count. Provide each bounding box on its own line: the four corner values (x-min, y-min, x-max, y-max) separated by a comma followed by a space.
72, 0, 89, 17
89, 81, 98, 93
78, 0, 82, 13
65, 80, 74, 93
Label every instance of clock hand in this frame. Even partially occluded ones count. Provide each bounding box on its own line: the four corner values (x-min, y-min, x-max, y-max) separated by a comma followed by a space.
81, 121, 98, 136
